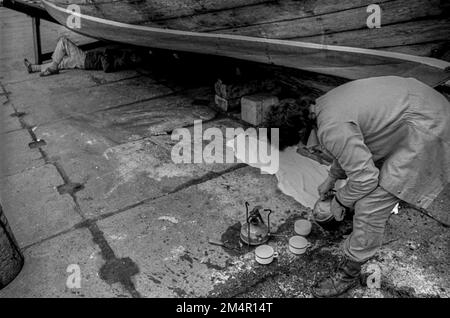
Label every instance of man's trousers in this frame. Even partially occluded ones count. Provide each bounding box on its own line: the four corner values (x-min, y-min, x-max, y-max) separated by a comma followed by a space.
343, 186, 399, 262
42, 36, 86, 70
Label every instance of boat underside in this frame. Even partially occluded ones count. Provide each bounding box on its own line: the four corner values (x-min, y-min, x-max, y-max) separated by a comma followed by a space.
42, 0, 450, 86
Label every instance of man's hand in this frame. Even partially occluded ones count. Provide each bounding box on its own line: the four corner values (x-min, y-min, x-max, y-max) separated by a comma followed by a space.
318, 176, 337, 200
330, 197, 346, 221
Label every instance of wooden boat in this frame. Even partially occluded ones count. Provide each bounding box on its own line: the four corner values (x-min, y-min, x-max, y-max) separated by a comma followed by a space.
41, 0, 450, 86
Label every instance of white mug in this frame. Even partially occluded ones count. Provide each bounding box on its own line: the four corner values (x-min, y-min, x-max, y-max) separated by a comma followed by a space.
289, 236, 312, 255
255, 245, 278, 265
294, 219, 312, 236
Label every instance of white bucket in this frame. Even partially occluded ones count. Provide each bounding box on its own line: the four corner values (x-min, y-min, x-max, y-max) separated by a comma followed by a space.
289, 236, 312, 255
255, 245, 278, 265
294, 219, 312, 236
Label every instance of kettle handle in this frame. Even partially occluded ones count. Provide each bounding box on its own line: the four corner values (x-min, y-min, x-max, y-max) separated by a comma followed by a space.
245, 201, 251, 223
245, 201, 250, 246
264, 209, 273, 234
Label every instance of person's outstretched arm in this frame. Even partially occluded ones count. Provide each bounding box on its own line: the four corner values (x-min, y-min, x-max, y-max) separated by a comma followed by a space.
318, 121, 379, 208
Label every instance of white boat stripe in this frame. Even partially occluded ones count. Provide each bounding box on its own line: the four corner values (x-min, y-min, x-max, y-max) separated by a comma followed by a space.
43, 0, 450, 70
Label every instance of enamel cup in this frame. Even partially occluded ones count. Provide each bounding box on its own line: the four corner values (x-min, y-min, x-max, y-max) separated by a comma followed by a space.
294, 219, 312, 236
289, 236, 312, 255
255, 245, 278, 265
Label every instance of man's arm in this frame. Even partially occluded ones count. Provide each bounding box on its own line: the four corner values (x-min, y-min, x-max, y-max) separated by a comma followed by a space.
318, 121, 379, 208
329, 159, 347, 180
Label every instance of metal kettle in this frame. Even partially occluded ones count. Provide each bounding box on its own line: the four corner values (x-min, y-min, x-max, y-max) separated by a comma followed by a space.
240, 202, 273, 246
312, 197, 340, 231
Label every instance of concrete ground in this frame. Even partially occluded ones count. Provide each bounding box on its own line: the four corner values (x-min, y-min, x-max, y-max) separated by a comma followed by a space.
0, 7, 449, 298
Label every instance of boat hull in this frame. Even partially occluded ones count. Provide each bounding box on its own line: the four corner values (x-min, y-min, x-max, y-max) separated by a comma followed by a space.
42, 0, 450, 86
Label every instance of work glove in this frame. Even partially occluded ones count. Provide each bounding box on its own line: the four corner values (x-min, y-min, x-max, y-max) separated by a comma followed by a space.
330, 197, 346, 221
318, 176, 337, 200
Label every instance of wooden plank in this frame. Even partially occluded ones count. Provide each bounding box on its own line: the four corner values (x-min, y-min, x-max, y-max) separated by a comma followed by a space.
63, 0, 270, 24
292, 18, 450, 49
49, 0, 395, 27
218, 0, 446, 39
153, 0, 393, 32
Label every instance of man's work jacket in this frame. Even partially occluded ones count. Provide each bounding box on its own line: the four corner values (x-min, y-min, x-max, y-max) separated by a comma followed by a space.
315, 76, 450, 210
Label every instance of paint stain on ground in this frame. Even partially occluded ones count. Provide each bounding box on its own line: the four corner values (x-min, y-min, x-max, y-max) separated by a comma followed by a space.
168, 286, 189, 297
147, 275, 162, 285
220, 222, 254, 256
86, 222, 141, 297
180, 253, 194, 265
202, 259, 228, 271
99, 257, 140, 286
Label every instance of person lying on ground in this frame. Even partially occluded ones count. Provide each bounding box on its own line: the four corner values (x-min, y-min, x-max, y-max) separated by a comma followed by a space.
264, 75, 450, 298
23, 36, 144, 77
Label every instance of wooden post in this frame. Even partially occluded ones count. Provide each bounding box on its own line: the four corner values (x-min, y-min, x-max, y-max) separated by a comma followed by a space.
31, 17, 42, 64
0, 204, 24, 290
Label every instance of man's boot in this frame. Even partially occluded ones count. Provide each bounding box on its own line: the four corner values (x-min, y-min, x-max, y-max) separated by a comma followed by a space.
312, 257, 363, 297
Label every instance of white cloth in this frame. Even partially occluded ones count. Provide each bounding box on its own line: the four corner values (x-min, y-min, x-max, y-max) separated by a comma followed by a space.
226, 135, 329, 208
275, 146, 330, 208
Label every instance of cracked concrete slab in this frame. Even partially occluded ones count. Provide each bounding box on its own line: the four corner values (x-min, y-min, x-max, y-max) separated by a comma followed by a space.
70, 87, 217, 143
0, 103, 22, 134
33, 114, 244, 219
33, 119, 218, 218
150, 117, 249, 174
6, 69, 141, 91
0, 227, 127, 298
195, 166, 306, 226
0, 92, 8, 105
0, 129, 44, 178
6, 77, 173, 126
0, 164, 82, 247
96, 165, 307, 297
96, 183, 239, 297
77, 138, 229, 218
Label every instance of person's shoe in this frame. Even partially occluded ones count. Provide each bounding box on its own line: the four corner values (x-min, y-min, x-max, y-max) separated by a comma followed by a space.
312, 257, 363, 297
23, 59, 35, 73
40, 67, 59, 77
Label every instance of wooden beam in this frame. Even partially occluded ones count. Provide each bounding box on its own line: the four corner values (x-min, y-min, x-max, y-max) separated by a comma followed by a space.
218, 0, 446, 39
65, 0, 270, 24
31, 17, 43, 64
157, 0, 393, 32
2, 0, 58, 23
